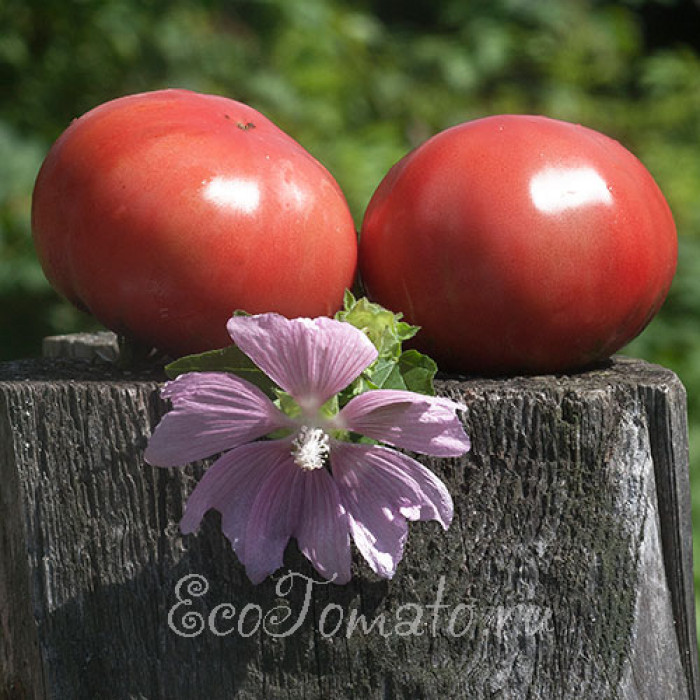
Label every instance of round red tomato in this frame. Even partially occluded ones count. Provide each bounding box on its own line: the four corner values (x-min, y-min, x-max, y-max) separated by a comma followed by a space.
359, 115, 677, 375
32, 89, 357, 356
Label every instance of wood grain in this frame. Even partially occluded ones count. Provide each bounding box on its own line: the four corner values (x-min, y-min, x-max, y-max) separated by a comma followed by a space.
1, 347, 697, 699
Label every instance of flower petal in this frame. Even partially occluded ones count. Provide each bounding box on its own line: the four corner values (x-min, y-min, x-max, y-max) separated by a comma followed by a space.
145, 372, 293, 466
177, 437, 352, 585
294, 470, 351, 584
243, 454, 306, 584
335, 389, 470, 456
330, 441, 454, 578
178, 440, 292, 566
227, 314, 378, 410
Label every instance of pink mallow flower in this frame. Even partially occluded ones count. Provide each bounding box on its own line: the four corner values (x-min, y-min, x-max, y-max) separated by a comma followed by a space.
145, 313, 470, 584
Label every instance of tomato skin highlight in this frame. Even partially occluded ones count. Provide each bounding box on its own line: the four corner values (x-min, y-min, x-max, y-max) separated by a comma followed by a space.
32, 89, 358, 356
359, 114, 677, 375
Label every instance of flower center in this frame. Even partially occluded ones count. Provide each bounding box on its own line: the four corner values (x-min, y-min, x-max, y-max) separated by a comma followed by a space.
291, 426, 330, 471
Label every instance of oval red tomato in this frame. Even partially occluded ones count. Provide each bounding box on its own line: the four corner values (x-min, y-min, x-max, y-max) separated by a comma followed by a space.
359, 115, 677, 375
32, 89, 357, 356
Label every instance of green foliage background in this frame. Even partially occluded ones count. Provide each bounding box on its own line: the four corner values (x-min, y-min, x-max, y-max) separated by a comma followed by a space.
3, 0, 700, 630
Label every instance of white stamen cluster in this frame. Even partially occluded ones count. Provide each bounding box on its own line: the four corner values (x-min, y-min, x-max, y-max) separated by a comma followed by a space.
291, 426, 330, 471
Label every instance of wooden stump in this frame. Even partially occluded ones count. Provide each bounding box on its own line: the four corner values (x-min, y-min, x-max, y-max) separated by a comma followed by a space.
1, 336, 698, 699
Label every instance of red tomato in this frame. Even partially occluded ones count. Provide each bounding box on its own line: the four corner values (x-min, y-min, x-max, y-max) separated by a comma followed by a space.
359, 115, 677, 375
32, 89, 357, 356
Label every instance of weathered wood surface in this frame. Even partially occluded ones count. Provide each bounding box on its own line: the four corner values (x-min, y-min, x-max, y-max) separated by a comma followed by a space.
0, 340, 698, 699
41, 332, 119, 362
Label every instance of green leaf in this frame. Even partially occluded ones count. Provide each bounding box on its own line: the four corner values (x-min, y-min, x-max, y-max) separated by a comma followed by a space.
335, 291, 419, 359
365, 357, 403, 389
371, 360, 407, 391
361, 351, 437, 395
164, 344, 278, 399
335, 290, 437, 399
396, 349, 437, 396
276, 389, 302, 419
